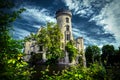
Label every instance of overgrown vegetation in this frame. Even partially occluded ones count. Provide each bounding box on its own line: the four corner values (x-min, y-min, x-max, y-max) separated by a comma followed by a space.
85, 45, 101, 66
0, 0, 33, 80
40, 63, 106, 80
44, 23, 64, 63
37, 44, 120, 80
1, 0, 120, 80
65, 40, 78, 62
24, 21, 120, 80
25, 23, 64, 64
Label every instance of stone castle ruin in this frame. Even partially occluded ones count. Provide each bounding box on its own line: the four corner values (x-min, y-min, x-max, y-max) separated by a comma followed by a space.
24, 8, 86, 66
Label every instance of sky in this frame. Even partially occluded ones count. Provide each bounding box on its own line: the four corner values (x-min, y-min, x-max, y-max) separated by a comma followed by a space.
12, 0, 120, 48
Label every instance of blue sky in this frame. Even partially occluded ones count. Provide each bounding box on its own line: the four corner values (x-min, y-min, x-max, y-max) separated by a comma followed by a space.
12, 0, 120, 48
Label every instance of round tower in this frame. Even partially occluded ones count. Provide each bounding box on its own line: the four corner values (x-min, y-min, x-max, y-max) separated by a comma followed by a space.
56, 8, 73, 46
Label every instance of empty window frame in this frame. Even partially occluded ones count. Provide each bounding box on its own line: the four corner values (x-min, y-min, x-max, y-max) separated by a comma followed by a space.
66, 34, 70, 40
66, 25, 70, 31
39, 45, 43, 51
66, 17, 69, 23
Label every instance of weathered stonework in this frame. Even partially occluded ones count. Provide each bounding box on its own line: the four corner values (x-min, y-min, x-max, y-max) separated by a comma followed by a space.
24, 8, 86, 66
56, 9, 73, 49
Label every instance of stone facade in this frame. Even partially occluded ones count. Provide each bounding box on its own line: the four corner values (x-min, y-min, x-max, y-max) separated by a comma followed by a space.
24, 8, 85, 65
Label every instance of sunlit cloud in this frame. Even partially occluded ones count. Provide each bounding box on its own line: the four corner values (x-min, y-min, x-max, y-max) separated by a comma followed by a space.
13, 6, 56, 39
62, 0, 93, 17
89, 0, 120, 47
13, 27, 30, 39
21, 6, 56, 23
12, 0, 120, 48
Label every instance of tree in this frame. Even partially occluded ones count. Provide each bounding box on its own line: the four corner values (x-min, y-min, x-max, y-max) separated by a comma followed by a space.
36, 22, 64, 64
0, 0, 32, 79
101, 44, 115, 65
85, 45, 100, 66
114, 46, 120, 56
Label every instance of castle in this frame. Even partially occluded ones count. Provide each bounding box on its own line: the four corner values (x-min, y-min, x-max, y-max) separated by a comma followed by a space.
24, 9, 86, 65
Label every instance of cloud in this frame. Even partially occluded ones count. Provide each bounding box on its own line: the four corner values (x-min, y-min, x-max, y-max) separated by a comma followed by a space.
21, 6, 56, 24
63, 0, 120, 48
89, 0, 120, 47
72, 23, 116, 48
13, 27, 30, 39
62, 0, 93, 17
62, 0, 113, 17
13, 6, 56, 39
72, 28, 86, 38
72, 28, 106, 48
12, 0, 120, 49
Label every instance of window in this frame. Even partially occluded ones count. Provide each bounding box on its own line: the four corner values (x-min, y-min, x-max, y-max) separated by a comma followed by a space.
66, 25, 69, 31
66, 17, 69, 23
66, 34, 70, 40
62, 43, 64, 48
30, 52, 34, 55
39, 45, 43, 51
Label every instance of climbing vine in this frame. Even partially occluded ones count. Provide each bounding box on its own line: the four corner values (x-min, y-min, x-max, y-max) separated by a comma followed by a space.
65, 40, 78, 62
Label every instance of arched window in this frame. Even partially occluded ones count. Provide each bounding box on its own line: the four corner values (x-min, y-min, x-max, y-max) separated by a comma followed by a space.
66, 25, 69, 31
66, 17, 69, 23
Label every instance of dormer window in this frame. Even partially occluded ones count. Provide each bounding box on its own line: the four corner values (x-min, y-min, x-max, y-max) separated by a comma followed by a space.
66, 17, 69, 23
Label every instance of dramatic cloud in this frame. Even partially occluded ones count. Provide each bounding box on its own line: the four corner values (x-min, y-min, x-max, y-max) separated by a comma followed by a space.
13, 6, 56, 39
21, 6, 56, 24
72, 26, 113, 48
12, 0, 120, 48
13, 27, 30, 39
63, 0, 120, 48
62, 0, 93, 17
62, 0, 114, 17
89, 0, 120, 47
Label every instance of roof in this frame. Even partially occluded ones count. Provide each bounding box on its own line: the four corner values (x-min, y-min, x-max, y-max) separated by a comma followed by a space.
55, 8, 72, 18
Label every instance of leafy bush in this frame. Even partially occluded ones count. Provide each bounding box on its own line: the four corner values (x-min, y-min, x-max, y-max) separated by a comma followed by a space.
0, 1, 33, 79
40, 63, 106, 80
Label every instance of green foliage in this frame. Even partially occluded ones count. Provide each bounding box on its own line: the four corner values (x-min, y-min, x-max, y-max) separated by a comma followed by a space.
106, 67, 120, 80
85, 45, 101, 66
24, 23, 64, 64
2, 53, 32, 80
29, 53, 43, 65
65, 40, 78, 62
40, 63, 106, 80
0, 0, 32, 80
0, 38, 33, 80
78, 56, 83, 66
36, 22, 64, 63
101, 44, 115, 65
24, 33, 37, 41
102, 45, 115, 56
0, 0, 25, 54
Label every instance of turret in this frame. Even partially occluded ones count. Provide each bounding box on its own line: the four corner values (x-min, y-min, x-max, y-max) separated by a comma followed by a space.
56, 8, 73, 49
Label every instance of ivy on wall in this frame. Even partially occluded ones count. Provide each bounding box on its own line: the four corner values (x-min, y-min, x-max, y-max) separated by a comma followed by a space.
65, 40, 78, 62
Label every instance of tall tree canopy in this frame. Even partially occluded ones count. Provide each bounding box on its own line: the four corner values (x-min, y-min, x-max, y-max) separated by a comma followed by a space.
85, 45, 100, 66
101, 45, 115, 64
0, 0, 31, 80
